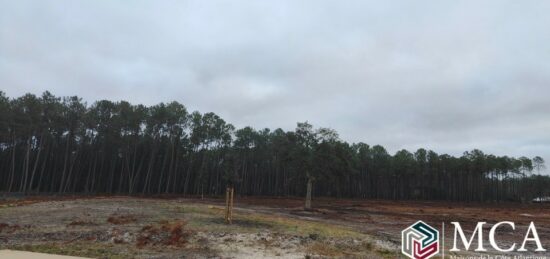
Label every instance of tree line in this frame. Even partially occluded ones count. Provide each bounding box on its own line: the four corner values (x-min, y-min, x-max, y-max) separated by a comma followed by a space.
0, 91, 548, 205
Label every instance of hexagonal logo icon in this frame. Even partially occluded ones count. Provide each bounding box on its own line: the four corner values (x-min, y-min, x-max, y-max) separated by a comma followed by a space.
402, 221, 439, 259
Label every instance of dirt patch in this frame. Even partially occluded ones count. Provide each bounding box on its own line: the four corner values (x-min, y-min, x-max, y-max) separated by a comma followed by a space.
7, 196, 546, 257
0, 223, 22, 233
0, 197, 388, 258
136, 219, 191, 248
106, 214, 137, 225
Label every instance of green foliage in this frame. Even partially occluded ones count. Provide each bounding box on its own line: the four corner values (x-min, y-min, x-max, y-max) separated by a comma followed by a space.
0, 92, 547, 202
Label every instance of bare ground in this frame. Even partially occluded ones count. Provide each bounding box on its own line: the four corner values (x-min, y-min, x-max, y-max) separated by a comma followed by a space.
0, 196, 388, 258
1, 196, 549, 258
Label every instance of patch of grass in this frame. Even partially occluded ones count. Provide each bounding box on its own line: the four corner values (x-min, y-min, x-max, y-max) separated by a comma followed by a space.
189, 217, 270, 234
176, 203, 383, 257
7, 242, 126, 259
239, 212, 364, 238
181, 205, 217, 215
163, 203, 216, 216
179, 203, 366, 238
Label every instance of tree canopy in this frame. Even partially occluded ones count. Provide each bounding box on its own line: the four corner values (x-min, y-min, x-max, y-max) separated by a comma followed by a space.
0, 91, 548, 202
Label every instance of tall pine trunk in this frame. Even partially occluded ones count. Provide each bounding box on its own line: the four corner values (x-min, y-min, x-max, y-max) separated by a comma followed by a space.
59, 131, 72, 193
28, 132, 46, 192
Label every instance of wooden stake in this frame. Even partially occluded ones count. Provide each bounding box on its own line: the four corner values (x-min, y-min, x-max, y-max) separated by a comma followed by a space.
225, 187, 230, 223
225, 186, 234, 224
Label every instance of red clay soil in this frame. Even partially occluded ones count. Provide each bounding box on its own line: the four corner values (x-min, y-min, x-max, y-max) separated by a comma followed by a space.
107, 214, 138, 225
136, 220, 191, 248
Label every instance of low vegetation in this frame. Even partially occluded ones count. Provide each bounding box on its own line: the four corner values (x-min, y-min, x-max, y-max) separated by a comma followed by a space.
0, 197, 398, 258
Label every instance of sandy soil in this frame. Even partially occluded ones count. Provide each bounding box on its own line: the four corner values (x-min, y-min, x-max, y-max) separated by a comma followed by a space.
1, 196, 549, 258
0, 196, 383, 258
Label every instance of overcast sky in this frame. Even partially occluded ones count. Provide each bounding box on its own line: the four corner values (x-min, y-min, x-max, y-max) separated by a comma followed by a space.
1, 0, 549, 171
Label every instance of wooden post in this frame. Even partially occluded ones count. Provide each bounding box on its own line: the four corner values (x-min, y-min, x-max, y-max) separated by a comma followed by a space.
225, 187, 230, 223
225, 186, 234, 224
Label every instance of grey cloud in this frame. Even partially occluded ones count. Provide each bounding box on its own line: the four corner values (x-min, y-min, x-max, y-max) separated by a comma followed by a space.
1, 0, 549, 172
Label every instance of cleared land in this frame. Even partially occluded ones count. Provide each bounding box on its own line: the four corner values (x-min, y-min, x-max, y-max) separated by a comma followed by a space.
0, 196, 549, 258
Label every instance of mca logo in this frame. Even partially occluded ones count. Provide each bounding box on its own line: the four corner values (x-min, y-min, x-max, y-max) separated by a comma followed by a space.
402, 221, 439, 259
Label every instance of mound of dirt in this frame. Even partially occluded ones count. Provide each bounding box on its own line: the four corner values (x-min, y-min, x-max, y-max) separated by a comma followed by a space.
106, 214, 137, 225
136, 220, 191, 248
